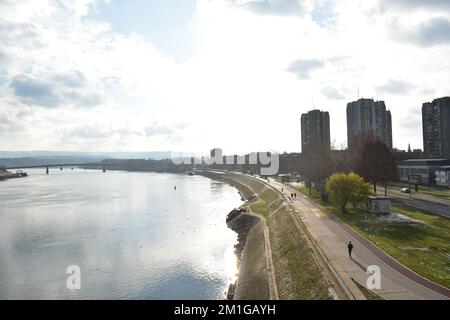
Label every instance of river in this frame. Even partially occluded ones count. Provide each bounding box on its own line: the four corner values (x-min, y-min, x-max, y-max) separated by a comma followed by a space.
0, 168, 242, 299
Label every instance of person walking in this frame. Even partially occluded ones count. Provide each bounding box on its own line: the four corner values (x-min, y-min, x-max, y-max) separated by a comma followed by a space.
348, 241, 354, 259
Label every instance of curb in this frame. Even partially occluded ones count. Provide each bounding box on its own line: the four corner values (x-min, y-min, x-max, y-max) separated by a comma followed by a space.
290, 204, 366, 300
257, 177, 366, 300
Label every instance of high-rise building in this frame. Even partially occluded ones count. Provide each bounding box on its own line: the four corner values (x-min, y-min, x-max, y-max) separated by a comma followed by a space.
210, 148, 222, 158
301, 110, 330, 154
346, 98, 393, 148
422, 97, 450, 159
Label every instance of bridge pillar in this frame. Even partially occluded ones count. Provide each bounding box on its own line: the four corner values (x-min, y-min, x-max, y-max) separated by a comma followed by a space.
46, 166, 49, 175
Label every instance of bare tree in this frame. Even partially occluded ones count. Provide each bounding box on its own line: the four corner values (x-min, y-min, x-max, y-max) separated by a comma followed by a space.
348, 132, 398, 194
299, 143, 347, 200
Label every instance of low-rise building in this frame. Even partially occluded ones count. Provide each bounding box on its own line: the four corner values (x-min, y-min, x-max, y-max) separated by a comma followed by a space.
435, 166, 450, 186
398, 159, 450, 185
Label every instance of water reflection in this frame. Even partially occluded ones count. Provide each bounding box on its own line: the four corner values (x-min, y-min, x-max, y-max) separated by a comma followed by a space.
0, 169, 242, 299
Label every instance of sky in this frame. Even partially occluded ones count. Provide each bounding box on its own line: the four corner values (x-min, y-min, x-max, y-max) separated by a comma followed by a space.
0, 0, 449, 155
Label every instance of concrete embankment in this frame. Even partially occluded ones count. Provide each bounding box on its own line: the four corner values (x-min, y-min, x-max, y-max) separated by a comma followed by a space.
201, 171, 271, 300
226, 209, 270, 300
202, 171, 336, 300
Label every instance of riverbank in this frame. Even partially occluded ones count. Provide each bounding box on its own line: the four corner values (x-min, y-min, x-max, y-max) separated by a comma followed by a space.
0, 169, 26, 181
201, 171, 338, 300
201, 171, 270, 299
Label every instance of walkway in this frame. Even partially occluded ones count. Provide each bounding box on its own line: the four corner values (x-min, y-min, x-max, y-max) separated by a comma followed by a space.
265, 178, 449, 300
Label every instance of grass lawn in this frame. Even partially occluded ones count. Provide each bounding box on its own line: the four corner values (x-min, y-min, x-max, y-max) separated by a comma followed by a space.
298, 186, 450, 289
389, 182, 450, 201
268, 205, 330, 299
229, 174, 331, 299
419, 189, 450, 200
294, 186, 321, 201
249, 186, 280, 218
230, 174, 280, 218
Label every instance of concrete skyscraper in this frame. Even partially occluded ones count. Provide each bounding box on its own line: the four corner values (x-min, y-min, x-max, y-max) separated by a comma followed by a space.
346, 98, 393, 148
301, 110, 330, 154
422, 97, 450, 159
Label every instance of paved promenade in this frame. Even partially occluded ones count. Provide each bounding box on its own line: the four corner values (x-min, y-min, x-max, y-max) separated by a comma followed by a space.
265, 178, 449, 300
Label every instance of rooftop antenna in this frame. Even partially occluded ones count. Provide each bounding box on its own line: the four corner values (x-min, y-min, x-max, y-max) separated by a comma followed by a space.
357, 85, 360, 100
312, 95, 315, 109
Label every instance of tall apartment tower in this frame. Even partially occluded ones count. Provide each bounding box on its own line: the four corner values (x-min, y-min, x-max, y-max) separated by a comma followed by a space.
301, 110, 330, 154
422, 97, 450, 159
346, 98, 393, 148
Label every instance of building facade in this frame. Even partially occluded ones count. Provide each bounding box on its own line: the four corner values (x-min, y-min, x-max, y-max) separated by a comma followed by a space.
346, 98, 393, 148
301, 110, 330, 154
398, 159, 450, 185
435, 166, 450, 186
422, 97, 450, 159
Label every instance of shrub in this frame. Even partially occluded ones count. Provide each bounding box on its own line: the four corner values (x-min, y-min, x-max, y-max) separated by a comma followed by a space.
326, 172, 371, 213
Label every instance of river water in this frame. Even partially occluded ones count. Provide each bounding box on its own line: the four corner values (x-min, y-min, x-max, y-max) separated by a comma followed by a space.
0, 169, 242, 299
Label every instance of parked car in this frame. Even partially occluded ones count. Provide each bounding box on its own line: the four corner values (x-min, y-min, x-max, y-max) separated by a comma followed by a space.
400, 187, 411, 194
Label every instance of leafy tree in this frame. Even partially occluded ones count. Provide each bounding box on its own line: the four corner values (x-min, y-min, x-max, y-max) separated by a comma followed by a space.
326, 172, 371, 213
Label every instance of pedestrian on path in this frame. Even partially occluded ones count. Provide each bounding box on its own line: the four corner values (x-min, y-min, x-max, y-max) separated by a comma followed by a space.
348, 241, 353, 259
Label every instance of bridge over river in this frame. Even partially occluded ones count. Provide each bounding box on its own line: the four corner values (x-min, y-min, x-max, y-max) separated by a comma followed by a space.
5, 163, 107, 174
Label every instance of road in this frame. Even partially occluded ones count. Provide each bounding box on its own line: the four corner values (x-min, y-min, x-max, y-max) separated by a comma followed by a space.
379, 188, 450, 218
265, 178, 449, 300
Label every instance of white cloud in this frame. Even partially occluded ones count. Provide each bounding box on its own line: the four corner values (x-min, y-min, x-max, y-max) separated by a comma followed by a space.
376, 79, 416, 95
390, 18, 450, 47
321, 86, 345, 100
0, 0, 449, 153
378, 0, 450, 11
226, 0, 308, 16
287, 59, 325, 79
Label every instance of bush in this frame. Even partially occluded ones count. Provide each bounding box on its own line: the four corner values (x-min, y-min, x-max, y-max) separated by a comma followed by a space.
326, 172, 371, 213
